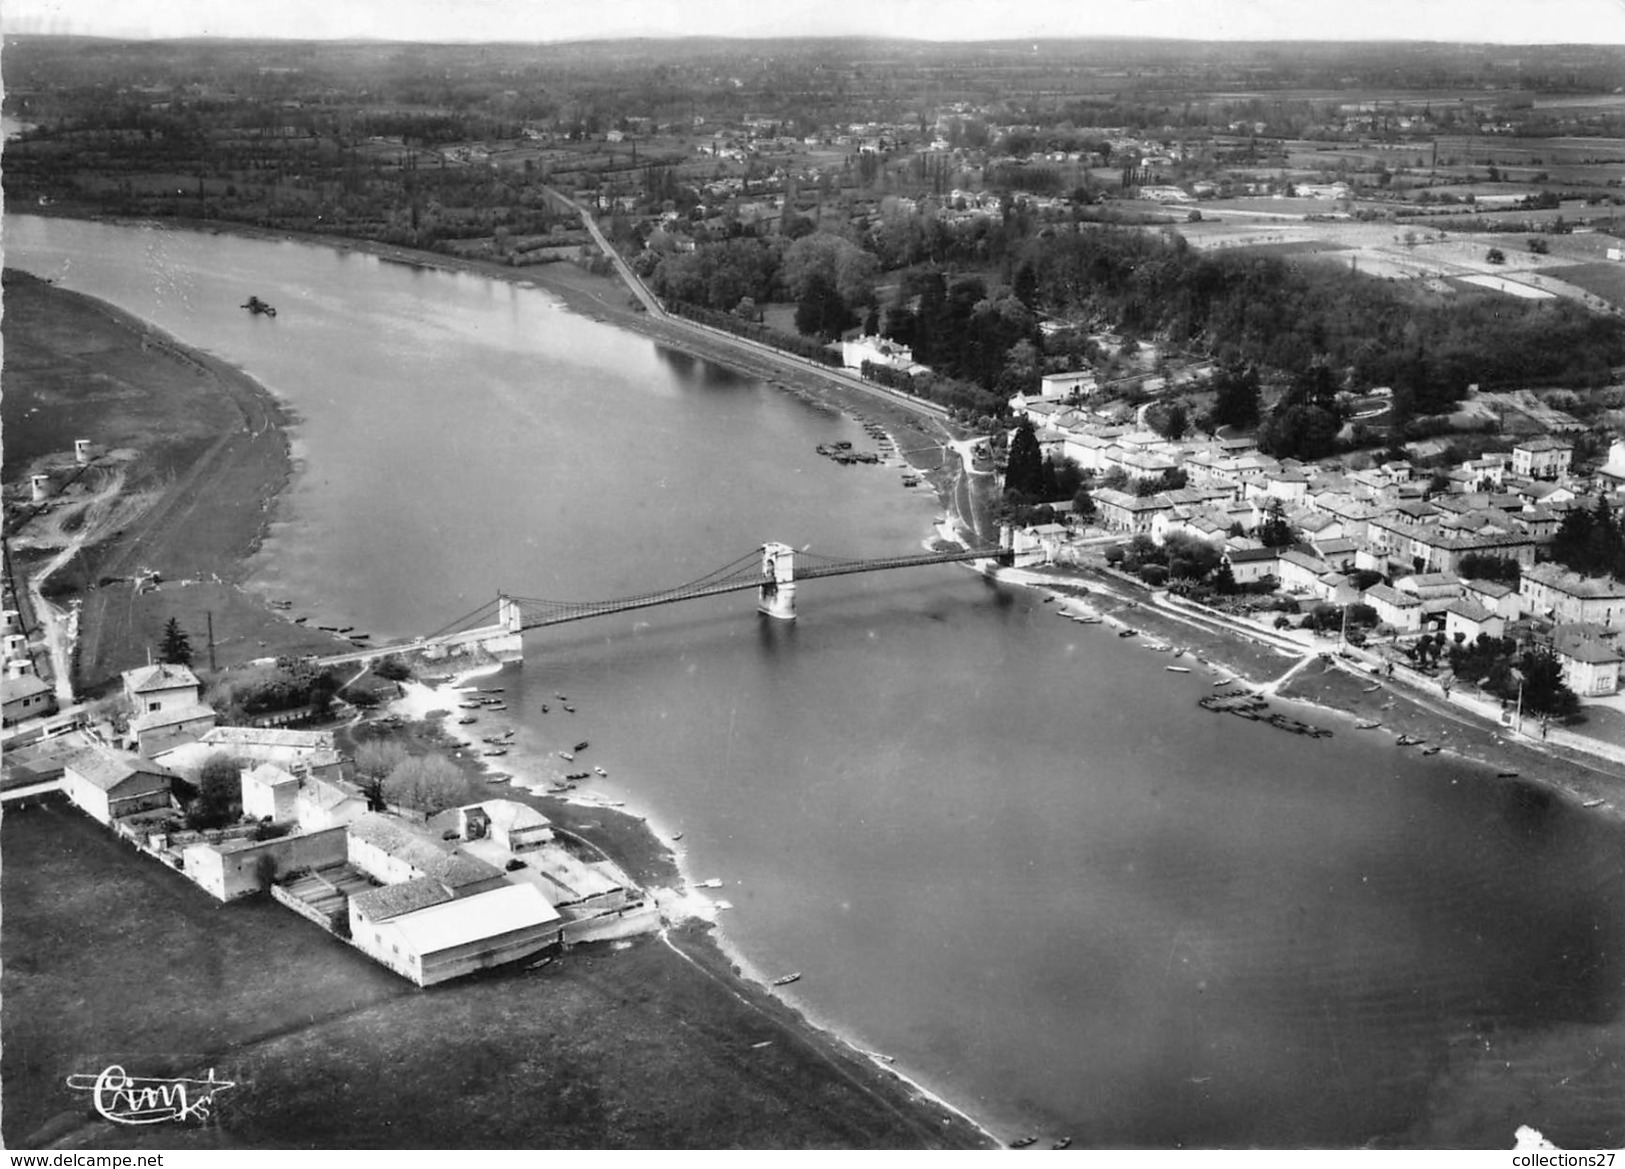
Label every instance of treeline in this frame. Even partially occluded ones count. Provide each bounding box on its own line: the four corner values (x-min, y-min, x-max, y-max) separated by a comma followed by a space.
859, 361, 1006, 417
1012, 225, 1625, 405
666, 301, 843, 367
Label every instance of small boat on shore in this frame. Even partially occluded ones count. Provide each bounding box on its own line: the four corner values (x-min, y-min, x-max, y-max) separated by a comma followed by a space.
1362, 684, 1382, 693
1212, 678, 1232, 687
1356, 721, 1381, 730
697, 878, 724, 889
480, 687, 504, 694
771, 972, 802, 987
485, 704, 507, 711
594, 766, 607, 776
485, 773, 510, 783
1422, 745, 1442, 756
1118, 629, 1138, 638
1584, 798, 1605, 808
482, 748, 507, 757
672, 832, 684, 841
241, 295, 277, 316
1396, 734, 1424, 747
1166, 666, 1191, 673
459, 701, 481, 709
457, 716, 477, 725
574, 740, 590, 752
563, 704, 576, 713
558, 751, 574, 761
1009, 1136, 1037, 1149
1053, 1137, 1073, 1150
1497, 770, 1520, 779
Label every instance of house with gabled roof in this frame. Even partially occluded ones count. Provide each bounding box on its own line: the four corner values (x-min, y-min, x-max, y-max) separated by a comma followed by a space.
1364, 584, 1423, 634
1520, 564, 1625, 627
1443, 598, 1505, 643
127, 701, 216, 757
1551, 626, 1622, 697
62, 745, 177, 826
2, 674, 56, 726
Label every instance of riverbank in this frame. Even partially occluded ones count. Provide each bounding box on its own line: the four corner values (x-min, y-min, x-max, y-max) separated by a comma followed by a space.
981, 554, 1625, 829
1, 268, 356, 691
33, 210, 972, 497
351, 669, 996, 1149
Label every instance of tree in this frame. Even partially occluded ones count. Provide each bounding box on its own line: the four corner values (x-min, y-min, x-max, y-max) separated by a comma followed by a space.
794, 271, 850, 339
1210, 558, 1237, 595
188, 752, 241, 830
1072, 484, 1097, 524
1160, 402, 1189, 442
355, 739, 408, 809
1209, 363, 1262, 431
1516, 650, 1579, 720
159, 617, 194, 667
1486, 248, 1506, 265
1004, 418, 1045, 499
382, 755, 466, 816
1257, 500, 1296, 548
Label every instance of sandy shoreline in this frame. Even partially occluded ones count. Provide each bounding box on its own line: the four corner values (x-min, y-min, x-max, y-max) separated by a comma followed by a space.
385, 664, 1004, 1145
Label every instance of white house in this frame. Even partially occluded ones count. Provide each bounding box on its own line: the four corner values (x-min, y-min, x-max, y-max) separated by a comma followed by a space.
297, 774, 369, 833
1520, 564, 1625, 627
1364, 584, 1424, 634
122, 663, 201, 717
1039, 370, 1099, 400
241, 762, 300, 824
1552, 628, 1622, 697
1511, 437, 1573, 482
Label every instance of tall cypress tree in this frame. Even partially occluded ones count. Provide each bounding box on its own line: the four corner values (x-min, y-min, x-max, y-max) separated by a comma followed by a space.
159, 617, 193, 668
1005, 419, 1044, 499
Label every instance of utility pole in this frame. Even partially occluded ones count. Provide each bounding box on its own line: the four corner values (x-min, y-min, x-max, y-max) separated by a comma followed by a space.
206, 610, 217, 673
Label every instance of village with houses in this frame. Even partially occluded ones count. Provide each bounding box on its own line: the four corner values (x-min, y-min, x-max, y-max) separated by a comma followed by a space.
989, 367, 1625, 751
2, 656, 659, 988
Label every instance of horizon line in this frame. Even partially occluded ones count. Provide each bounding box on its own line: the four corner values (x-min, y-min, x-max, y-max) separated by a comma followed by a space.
6, 30, 1623, 49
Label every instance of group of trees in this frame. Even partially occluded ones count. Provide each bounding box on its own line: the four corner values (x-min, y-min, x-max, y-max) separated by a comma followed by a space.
1441, 633, 1579, 719
1550, 496, 1625, 580
205, 657, 342, 723
354, 739, 466, 817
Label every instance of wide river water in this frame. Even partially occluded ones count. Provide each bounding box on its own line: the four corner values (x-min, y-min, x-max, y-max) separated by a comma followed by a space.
8, 215, 1625, 1148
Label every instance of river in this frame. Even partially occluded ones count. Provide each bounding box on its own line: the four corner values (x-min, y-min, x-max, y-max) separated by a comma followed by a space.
7, 214, 1625, 1148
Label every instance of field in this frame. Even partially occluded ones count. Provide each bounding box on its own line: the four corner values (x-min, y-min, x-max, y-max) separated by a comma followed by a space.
1, 801, 985, 1150
1552, 260, 1625, 307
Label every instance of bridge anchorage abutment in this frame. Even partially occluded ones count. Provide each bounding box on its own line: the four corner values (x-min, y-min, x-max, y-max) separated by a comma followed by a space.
758, 542, 797, 620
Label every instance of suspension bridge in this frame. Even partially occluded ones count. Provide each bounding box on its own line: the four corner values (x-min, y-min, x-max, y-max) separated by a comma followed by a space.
314, 539, 1010, 668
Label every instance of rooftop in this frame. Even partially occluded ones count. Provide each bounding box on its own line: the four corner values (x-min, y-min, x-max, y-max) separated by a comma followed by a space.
63, 745, 177, 792
385, 883, 560, 955
123, 663, 200, 695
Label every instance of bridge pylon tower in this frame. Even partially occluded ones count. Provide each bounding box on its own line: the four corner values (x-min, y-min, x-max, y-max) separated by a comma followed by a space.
758, 542, 797, 620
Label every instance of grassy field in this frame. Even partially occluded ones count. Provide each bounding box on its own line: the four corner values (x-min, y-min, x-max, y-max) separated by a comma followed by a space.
1552, 261, 1625, 309
1, 269, 352, 690
1, 802, 985, 1150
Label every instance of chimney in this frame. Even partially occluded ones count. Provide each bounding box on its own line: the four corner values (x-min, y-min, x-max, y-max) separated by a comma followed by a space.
75, 439, 93, 465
